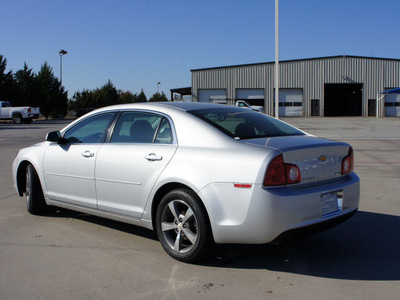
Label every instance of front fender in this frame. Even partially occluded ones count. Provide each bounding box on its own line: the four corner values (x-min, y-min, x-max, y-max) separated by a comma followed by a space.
13, 143, 49, 198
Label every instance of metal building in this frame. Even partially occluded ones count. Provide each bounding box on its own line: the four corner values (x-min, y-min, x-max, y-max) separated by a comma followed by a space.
190, 55, 400, 117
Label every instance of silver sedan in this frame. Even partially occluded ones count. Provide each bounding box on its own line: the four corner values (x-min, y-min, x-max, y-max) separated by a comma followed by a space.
12, 102, 360, 262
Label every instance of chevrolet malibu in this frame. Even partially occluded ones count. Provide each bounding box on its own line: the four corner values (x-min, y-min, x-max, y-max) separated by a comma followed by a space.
13, 102, 360, 262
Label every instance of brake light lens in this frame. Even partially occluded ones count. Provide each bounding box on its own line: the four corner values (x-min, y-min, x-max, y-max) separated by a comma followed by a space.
264, 154, 301, 186
341, 147, 354, 175
264, 155, 286, 186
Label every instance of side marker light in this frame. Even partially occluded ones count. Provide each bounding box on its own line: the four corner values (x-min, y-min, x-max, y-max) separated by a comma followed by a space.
234, 183, 252, 189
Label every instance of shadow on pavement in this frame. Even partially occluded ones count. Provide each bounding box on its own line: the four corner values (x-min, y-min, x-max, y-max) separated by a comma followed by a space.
45, 207, 158, 241
43, 208, 399, 280
206, 211, 400, 281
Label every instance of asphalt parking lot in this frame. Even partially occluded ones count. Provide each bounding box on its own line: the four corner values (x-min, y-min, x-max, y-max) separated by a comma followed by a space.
1, 117, 400, 299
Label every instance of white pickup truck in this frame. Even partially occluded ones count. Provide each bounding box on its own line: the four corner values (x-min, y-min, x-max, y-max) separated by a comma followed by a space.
0, 101, 40, 124
210, 99, 264, 113
236, 100, 264, 113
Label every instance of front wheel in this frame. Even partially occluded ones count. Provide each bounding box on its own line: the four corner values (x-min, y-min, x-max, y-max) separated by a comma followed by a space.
155, 189, 213, 263
26, 164, 47, 215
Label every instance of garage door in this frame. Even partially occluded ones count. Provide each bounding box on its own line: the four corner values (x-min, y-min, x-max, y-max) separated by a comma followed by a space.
198, 89, 227, 103
278, 89, 303, 117
236, 89, 264, 100
324, 84, 362, 116
385, 93, 400, 117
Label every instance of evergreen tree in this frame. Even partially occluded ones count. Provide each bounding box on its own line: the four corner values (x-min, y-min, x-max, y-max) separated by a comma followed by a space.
36, 62, 67, 119
149, 91, 168, 102
53, 85, 68, 118
71, 80, 120, 110
137, 89, 147, 102
14, 63, 38, 106
71, 89, 94, 110
94, 80, 119, 107
0, 55, 16, 101
119, 90, 138, 103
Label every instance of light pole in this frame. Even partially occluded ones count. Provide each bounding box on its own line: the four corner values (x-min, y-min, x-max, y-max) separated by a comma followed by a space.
157, 82, 161, 93
275, 0, 279, 119
59, 49, 68, 86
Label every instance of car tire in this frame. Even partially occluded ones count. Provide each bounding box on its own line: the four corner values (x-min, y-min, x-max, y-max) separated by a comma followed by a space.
13, 114, 22, 124
156, 189, 213, 263
26, 164, 47, 215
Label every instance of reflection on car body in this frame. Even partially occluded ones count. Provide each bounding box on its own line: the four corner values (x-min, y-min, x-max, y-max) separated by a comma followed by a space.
12, 102, 360, 262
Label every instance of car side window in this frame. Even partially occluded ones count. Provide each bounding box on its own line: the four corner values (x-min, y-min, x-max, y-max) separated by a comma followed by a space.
155, 117, 173, 144
110, 112, 164, 144
63, 113, 116, 143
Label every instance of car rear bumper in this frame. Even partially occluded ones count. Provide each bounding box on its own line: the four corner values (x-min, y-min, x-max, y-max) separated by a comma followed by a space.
200, 172, 360, 244
271, 208, 357, 243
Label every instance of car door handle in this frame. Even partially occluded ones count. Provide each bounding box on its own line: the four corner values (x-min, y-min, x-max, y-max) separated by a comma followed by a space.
82, 150, 95, 158
145, 153, 163, 161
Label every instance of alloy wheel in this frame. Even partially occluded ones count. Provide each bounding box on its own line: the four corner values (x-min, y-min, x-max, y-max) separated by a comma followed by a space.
160, 200, 198, 254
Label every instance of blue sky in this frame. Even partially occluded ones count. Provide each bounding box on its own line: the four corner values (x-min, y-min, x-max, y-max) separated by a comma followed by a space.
2, 0, 399, 99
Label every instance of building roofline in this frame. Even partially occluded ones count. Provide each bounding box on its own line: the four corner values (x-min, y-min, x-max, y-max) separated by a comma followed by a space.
170, 87, 191, 93
190, 54, 400, 72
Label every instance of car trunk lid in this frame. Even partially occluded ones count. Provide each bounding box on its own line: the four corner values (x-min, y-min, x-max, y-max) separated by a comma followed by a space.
242, 135, 351, 185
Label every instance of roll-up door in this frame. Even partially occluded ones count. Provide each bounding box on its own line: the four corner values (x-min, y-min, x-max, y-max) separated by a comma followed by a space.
278, 89, 303, 117
198, 89, 227, 103
385, 93, 400, 117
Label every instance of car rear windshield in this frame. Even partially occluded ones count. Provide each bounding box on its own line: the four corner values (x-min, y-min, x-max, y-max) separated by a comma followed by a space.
188, 107, 305, 140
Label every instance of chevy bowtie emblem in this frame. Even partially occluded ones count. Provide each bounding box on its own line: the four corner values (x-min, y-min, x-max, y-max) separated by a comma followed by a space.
319, 155, 328, 162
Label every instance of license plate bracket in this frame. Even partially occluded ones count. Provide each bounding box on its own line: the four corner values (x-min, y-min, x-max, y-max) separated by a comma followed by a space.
321, 191, 343, 217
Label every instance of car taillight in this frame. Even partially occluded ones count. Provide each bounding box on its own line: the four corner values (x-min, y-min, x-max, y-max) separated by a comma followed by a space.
285, 163, 301, 184
341, 147, 354, 175
264, 154, 301, 186
28, 108, 31, 113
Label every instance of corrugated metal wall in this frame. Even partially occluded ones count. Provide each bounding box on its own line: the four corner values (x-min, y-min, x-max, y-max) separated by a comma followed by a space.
191, 56, 400, 117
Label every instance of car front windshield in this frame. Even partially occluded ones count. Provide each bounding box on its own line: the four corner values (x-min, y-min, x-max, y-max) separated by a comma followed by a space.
189, 107, 305, 140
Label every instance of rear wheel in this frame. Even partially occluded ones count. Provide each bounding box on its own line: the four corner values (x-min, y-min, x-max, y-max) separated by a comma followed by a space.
156, 189, 213, 263
13, 114, 22, 124
26, 164, 47, 215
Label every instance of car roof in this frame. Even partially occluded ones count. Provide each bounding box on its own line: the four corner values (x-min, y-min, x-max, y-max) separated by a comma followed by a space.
154, 101, 227, 111
95, 101, 230, 113
65, 102, 235, 131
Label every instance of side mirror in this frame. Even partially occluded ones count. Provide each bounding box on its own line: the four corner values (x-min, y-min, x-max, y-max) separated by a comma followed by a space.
46, 131, 62, 143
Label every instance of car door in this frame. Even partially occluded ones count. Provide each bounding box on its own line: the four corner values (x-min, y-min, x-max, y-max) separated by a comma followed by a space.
95, 111, 177, 218
43, 112, 116, 208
